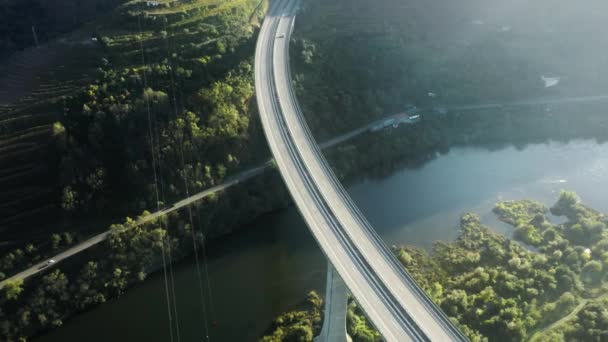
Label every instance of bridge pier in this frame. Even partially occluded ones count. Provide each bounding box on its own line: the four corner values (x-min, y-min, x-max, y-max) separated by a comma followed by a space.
315, 262, 352, 342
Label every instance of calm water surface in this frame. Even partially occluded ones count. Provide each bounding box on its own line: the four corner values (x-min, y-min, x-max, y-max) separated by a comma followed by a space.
36, 139, 608, 342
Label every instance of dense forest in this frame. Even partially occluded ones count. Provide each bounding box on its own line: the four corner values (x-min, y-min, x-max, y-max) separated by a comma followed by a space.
324, 101, 608, 186
262, 192, 608, 341
3, 0, 608, 256
260, 291, 380, 342
3, 0, 608, 340
4, 101, 604, 339
292, 0, 608, 140
541, 296, 608, 341
0, 0, 269, 238
0, 167, 291, 341
0, 0, 281, 340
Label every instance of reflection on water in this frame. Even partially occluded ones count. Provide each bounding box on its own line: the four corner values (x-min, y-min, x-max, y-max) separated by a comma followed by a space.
36, 140, 608, 342
351, 140, 608, 247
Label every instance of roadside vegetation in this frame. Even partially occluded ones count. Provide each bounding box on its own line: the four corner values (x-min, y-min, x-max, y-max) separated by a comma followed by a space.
53, 0, 268, 223
263, 192, 608, 341
260, 291, 323, 342
4, 0, 608, 340
1, 213, 178, 341
288, 0, 608, 188
260, 291, 380, 342
0, 0, 288, 340
0, 232, 77, 281
0, 166, 291, 341
291, 0, 608, 140
535, 296, 608, 341
1, 0, 271, 239
1, 0, 270, 269
398, 191, 608, 341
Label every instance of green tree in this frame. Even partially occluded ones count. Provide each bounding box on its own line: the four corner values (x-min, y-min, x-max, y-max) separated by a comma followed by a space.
74, 261, 106, 309
513, 224, 542, 246
3, 279, 24, 301
550, 191, 580, 219
565, 299, 608, 341
61, 186, 78, 212
581, 260, 603, 285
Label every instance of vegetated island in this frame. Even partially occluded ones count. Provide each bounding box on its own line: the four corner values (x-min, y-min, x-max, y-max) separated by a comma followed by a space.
260, 191, 608, 342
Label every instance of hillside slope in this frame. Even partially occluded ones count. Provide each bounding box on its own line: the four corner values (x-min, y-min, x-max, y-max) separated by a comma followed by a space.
0, 0, 267, 244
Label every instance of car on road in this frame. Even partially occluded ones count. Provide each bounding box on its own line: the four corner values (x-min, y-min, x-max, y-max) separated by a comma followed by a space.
276, 34, 285, 38
39, 259, 56, 269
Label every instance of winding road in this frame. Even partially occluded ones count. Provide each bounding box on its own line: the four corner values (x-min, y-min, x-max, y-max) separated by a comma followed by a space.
0, 164, 268, 288
0, 76, 414, 289
4, 1, 607, 328
254, 0, 468, 340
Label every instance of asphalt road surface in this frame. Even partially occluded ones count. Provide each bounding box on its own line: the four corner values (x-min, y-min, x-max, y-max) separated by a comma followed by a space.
0, 165, 268, 288
254, 0, 467, 340
0, 82, 404, 289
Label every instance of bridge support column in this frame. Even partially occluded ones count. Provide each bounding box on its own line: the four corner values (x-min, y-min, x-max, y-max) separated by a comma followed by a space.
315, 262, 352, 342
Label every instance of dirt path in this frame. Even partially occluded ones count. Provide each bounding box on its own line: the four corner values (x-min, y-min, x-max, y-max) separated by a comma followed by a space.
528, 299, 588, 342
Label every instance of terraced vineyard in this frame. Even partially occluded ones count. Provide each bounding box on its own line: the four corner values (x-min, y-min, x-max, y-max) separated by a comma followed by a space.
0, 1, 283, 339
0, 41, 101, 233
0, 0, 265, 239
110, 0, 263, 63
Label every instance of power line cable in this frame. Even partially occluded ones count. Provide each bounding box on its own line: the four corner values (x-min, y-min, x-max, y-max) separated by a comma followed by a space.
162, 20, 212, 342
137, 15, 178, 342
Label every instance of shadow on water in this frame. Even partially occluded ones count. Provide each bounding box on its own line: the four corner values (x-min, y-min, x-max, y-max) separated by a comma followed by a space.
35, 102, 608, 341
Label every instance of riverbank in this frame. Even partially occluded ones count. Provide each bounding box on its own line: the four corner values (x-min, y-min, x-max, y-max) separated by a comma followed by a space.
5, 105, 608, 341
262, 191, 608, 341
27, 138, 608, 341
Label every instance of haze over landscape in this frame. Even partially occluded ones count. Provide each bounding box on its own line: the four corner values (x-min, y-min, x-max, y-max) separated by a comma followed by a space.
2, 0, 608, 341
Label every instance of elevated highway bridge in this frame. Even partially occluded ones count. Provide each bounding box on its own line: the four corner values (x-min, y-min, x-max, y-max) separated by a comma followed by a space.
254, 0, 469, 340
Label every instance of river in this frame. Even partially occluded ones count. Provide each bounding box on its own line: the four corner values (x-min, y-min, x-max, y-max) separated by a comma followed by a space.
36, 139, 608, 342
